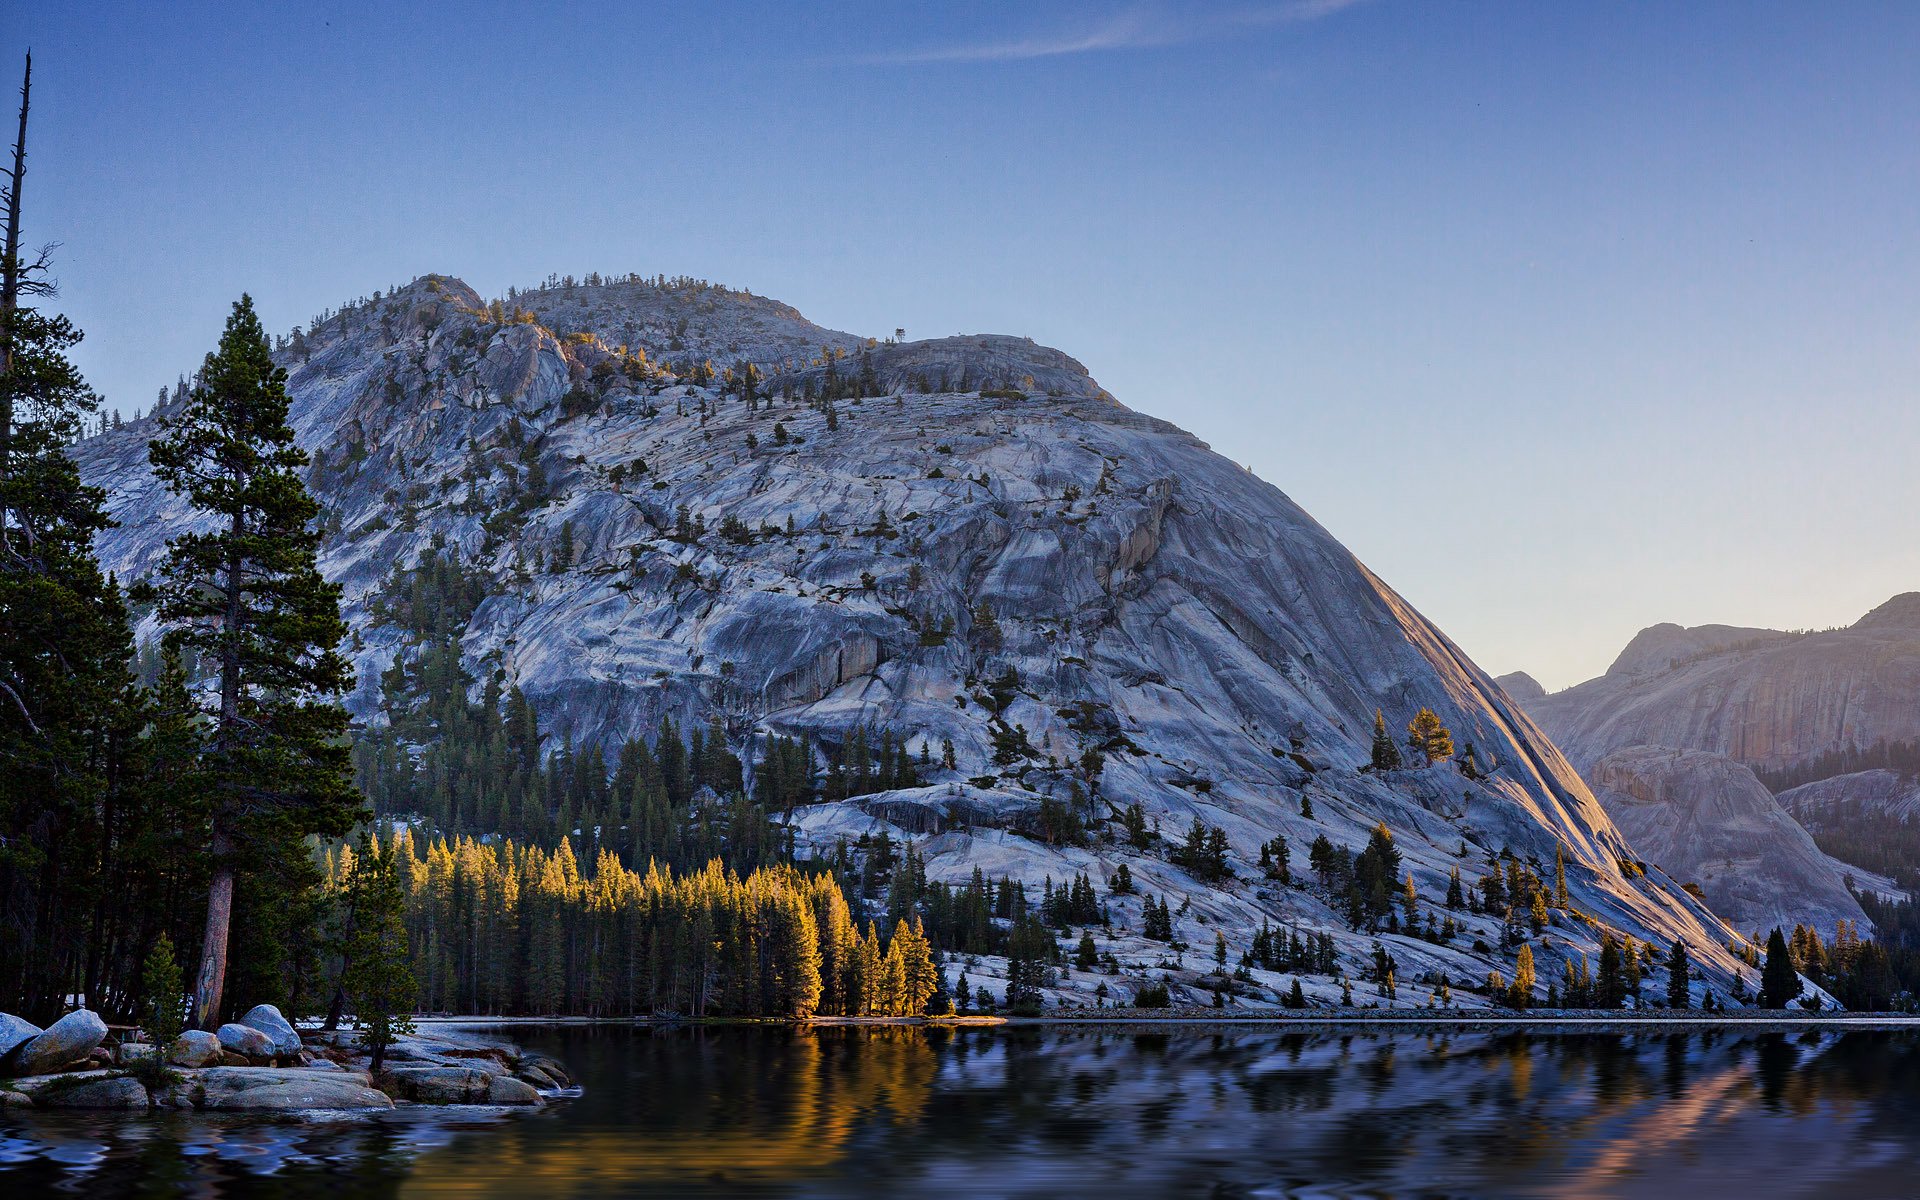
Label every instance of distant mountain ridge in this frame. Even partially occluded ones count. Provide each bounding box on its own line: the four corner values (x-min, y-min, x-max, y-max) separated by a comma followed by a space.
71, 271, 1750, 1006
1523, 596, 1920, 770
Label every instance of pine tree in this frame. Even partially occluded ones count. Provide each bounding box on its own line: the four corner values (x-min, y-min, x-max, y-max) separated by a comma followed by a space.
1553, 844, 1570, 908
137, 935, 187, 1085
1761, 927, 1799, 1010
1596, 934, 1625, 1009
147, 295, 362, 1026
343, 832, 416, 1073
1076, 930, 1099, 970
1506, 945, 1535, 1008
1405, 707, 1453, 766
1369, 710, 1402, 770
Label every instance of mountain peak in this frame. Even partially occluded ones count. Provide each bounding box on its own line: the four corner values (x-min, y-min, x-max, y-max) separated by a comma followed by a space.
1853, 592, 1920, 631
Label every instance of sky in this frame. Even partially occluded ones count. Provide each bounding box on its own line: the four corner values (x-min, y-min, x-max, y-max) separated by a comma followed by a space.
15, 1, 1920, 689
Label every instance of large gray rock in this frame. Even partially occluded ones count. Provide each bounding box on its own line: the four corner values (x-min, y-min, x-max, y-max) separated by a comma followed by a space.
1588, 746, 1868, 935
169, 1029, 222, 1067
0, 1013, 41, 1061
239, 1004, 302, 1056
487, 1075, 544, 1106
9, 1009, 106, 1075
194, 1066, 393, 1111
64, 271, 1759, 1001
38, 1075, 150, 1110
216, 1022, 276, 1061
114, 1043, 159, 1067
383, 1065, 492, 1104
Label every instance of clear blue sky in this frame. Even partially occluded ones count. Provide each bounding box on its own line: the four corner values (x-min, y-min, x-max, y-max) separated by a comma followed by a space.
17, 1, 1920, 688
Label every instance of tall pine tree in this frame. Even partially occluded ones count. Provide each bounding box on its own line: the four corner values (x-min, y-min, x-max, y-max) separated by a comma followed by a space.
147, 295, 361, 1027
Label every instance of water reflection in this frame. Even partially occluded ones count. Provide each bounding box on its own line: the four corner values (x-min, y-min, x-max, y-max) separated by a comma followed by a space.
6, 1025, 1920, 1198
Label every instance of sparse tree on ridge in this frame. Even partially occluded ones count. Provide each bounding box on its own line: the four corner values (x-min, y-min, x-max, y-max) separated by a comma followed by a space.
1405, 707, 1453, 766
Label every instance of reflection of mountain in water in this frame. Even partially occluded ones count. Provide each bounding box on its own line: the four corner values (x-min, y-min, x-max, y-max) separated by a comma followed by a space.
7, 1027, 1920, 1197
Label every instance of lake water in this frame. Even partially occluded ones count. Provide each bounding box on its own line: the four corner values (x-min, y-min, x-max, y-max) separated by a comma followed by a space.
5, 1022, 1920, 1198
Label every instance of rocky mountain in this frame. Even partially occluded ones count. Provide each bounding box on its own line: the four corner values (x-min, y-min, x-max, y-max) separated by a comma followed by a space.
1524, 598, 1920, 770
72, 272, 1751, 1006
1586, 747, 1868, 935
1510, 598, 1920, 936
1494, 672, 1546, 703
1778, 770, 1920, 824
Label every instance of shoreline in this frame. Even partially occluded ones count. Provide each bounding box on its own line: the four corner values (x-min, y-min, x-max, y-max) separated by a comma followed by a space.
420, 1011, 1920, 1030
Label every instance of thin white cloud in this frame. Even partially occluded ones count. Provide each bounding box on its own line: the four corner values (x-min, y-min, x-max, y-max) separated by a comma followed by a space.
864, 0, 1366, 66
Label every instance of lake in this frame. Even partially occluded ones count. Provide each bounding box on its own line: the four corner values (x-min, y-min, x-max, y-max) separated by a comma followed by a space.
5, 1022, 1920, 1198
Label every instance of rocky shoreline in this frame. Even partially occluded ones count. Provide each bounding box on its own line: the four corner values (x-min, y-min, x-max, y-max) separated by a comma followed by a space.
0, 1007, 573, 1114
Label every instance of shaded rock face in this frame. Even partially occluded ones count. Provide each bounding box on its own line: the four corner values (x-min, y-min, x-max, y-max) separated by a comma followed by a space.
8, 1010, 105, 1076
1523, 600, 1920, 770
1495, 672, 1546, 703
72, 272, 1750, 994
1778, 770, 1920, 825
383, 1065, 495, 1104
1586, 747, 1868, 937
1511, 597, 1920, 933
0, 1014, 40, 1061
39, 1075, 149, 1110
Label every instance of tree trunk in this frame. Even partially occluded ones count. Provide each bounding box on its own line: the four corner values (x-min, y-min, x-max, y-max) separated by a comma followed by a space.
192, 829, 234, 1030
1, 52, 32, 540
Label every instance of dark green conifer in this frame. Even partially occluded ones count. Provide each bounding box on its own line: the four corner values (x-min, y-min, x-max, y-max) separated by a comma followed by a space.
148, 295, 361, 1026
1761, 927, 1799, 1009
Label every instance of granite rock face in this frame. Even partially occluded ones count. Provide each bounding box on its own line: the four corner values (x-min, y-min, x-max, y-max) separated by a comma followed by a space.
1524, 598, 1920, 770
194, 1066, 394, 1112
38, 1075, 150, 1110
1586, 746, 1868, 936
1776, 769, 1920, 824
71, 272, 1754, 997
1494, 672, 1547, 703
1511, 596, 1920, 933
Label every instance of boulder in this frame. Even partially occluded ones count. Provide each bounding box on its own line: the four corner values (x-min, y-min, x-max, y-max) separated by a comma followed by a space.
217, 1022, 276, 1061
382, 1065, 492, 1104
487, 1075, 544, 1106
515, 1064, 558, 1089
239, 1004, 302, 1057
9, 1009, 107, 1075
218, 1050, 251, 1067
169, 1029, 222, 1067
194, 1066, 393, 1112
521, 1052, 571, 1086
38, 1075, 151, 1110
114, 1043, 159, 1067
0, 1013, 41, 1061
0, 1089, 31, 1108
